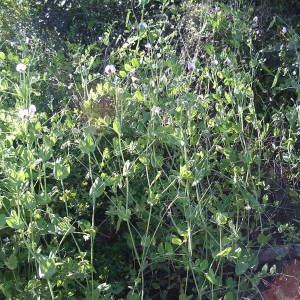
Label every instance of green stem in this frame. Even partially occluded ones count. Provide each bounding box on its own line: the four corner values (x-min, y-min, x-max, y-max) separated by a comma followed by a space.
88, 153, 95, 299
47, 280, 55, 300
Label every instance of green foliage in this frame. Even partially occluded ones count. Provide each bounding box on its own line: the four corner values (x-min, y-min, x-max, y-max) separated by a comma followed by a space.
0, 0, 299, 299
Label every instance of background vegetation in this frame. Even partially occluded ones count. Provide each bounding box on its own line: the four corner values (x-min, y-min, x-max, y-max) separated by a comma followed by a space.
0, 0, 299, 299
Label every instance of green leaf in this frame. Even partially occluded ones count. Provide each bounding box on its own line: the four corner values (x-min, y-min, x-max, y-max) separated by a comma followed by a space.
165, 242, 173, 255
270, 264, 276, 275
224, 291, 234, 300
6, 210, 25, 229
8, 52, 18, 62
204, 44, 215, 56
113, 118, 122, 136
89, 178, 105, 198
53, 159, 70, 180
171, 237, 182, 246
235, 259, 249, 276
119, 70, 127, 77
271, 67, 280, 88
5, 254, 18, 270
135, 90, 143, 101
124, 64, 132, 72
0, 213, 6, 228
179, 165, 194, 181
257, 233, 271, 246
79, 134, 95, 154
179, 293, 193, 300
125, 10, 131, 28
55, 217, 75, 235
0, 52, 5, 60
267, 16, 276, 31
198, 259, 208, 271
126, 292, 139, 300
139, 0, 150, 5
38, 256, 56, 279
216, 247, 232, 257
131, 57, 139, 68
224, 92, 232, 103
217, 71, 224, 79
215, 212, 227, 226
141, 235, 151, 247
205, 269, 216, 285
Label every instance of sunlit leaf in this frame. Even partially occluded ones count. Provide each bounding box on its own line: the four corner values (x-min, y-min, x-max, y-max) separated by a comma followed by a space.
5, 254, 18, 270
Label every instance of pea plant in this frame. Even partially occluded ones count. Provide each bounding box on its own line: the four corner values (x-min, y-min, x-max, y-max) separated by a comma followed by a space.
0, 0, 299, 299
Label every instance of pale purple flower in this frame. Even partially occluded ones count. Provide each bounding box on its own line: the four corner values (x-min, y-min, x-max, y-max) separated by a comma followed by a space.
145, 42, 152, 51
34, 158, 43, 166
131, 76, 138, 87
281, 26, 287, 34
151, 106, 161, 115
212, 59, 219, 65
16, 63, 27, 73
131, 76, 138, 84
104, 64, 116, 75
129, 68, 136, 75
224, 57, 231, 65
187, 62, 195, 71
25, 37, 33, 45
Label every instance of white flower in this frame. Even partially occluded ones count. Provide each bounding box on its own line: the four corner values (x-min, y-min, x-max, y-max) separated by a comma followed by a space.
28, 104, 36, 114
18, 108, 29, 119
245, 204, 251, 211
104, 64, 116, 75
18, 104, 36, 119
97, 283, 110, 292
187, 62, 195, 71
16, 63, 27, 73
83, 234, 90, 241
212, 59, 219, 65
253, 16, 258, 24
151, 106, 161, 115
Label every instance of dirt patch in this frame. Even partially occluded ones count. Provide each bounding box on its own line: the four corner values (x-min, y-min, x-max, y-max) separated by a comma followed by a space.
263, 259, 300, 299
